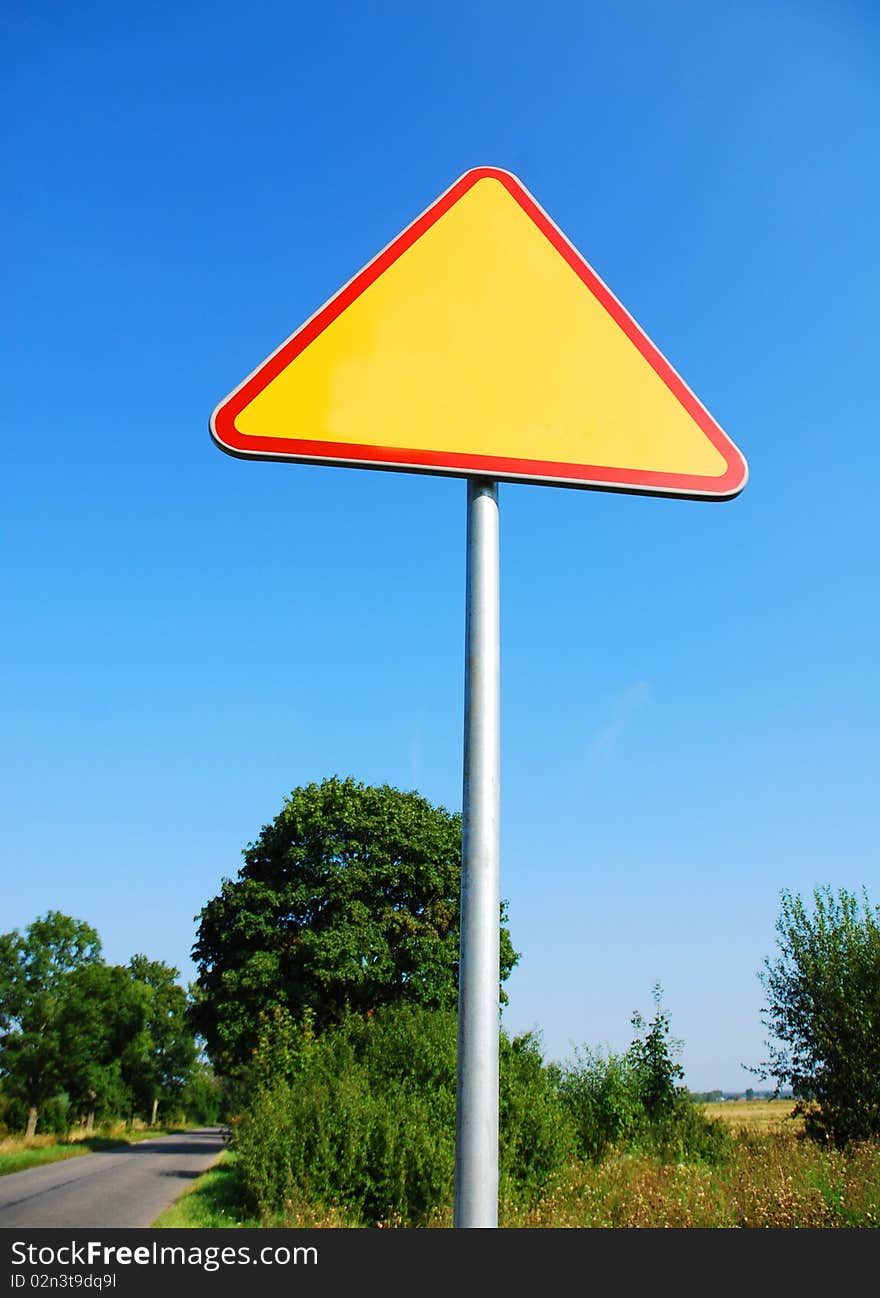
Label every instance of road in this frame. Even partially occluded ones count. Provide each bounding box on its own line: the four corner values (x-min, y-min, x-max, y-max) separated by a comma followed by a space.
0, 1128, 227, 1228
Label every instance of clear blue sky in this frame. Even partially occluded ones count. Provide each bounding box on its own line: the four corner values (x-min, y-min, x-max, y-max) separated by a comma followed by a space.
4, 0, 878, 1091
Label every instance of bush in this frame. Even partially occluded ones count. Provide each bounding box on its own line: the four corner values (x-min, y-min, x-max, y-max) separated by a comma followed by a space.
554, 1046, 646, 1161
645, 1096, 732, 1164
758, 886, 880, 1147
233, 1006, 456, 1224
556, 988, 731, 1166
233, 1004, 570, 1225
499, 1031, 575, 1204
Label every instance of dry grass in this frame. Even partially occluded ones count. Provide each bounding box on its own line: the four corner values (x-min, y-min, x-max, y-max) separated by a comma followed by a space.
0, 1123, 188, 1177
0, 1133, 60, 1155
273, 1128, 880, 1228
495, 1129, 880, 1228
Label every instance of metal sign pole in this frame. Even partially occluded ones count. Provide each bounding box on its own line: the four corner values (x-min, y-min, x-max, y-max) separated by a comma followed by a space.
455, 477, 501, 1228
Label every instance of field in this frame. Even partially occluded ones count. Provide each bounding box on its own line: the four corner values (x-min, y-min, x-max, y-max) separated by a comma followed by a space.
702, 1098, 804, 1133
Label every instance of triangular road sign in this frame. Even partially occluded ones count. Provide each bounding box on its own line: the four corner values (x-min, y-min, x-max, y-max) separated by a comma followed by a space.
211, 167, 747, 500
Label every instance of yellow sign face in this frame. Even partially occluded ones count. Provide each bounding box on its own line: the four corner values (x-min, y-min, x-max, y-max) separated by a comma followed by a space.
211, 168, 747, 499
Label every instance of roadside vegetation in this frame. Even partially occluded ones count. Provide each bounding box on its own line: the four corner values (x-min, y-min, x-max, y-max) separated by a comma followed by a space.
152, 1153, 258, 1229
499, 1130, 880, 1228
153, 1036, 880, 1228
6, 778, 879, 1228
206, 988, 744, 1227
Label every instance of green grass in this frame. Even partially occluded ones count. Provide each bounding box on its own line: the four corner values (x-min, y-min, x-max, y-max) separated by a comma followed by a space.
0, 1127, 189, 1178
152, 1152, 260, 1228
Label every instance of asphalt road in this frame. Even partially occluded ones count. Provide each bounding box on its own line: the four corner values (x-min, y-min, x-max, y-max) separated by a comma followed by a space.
0, 1128, 227, 1228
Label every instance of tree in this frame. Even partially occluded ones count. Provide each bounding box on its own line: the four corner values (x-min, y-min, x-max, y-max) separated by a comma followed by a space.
756, 885, 880, 1146
57, 964, 151, 1131
191, 776, 519, 1076
126, 956, 197, 1125
178, 1061, 225, 1125
0, 913, 102, 1137
627, 982, 684, 1120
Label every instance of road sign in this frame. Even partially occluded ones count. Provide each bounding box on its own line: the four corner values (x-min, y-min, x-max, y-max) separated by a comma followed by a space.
210, 168, 749, 1230
210, 167, 747, 500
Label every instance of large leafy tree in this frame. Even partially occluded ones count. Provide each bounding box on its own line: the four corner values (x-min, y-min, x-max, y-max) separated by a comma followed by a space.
191, 777, 519, 1075
757, 885, 880, 1145
0, 912, 102, 1137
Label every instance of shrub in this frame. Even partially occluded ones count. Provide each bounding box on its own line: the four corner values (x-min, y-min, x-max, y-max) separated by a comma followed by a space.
233, 1006, 456, 1224
499, 1031, 575, 1204
554, 1046, 645, 1161
233, 1004, 570, 1225
757, 886, 880, 1147
645, 1096, 732, 1164
0, 1091, 27, 1137
556, 988, 731, 1166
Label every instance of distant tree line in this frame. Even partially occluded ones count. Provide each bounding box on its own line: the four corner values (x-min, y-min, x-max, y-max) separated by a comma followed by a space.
688, 1090, 782, 1103
0, 912, 220, 1137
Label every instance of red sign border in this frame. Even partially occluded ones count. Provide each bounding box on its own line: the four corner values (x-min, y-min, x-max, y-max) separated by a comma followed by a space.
210, 167, 748, 501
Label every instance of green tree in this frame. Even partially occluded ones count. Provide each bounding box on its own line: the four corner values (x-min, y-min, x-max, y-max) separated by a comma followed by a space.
756, 885, 880, 1146
191, 776, 519, 1076
0, 912, 102, 1137
179, 1061, 225, 1125
57, 963, 151, 1130
627, 982, 684, 1120
127, 957, 197, 1125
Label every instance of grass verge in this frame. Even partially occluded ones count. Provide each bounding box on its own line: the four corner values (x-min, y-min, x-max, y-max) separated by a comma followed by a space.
152, 1152, 260, 1228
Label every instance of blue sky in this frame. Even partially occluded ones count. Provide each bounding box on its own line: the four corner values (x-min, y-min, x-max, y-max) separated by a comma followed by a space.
4, 0, 878, 1091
